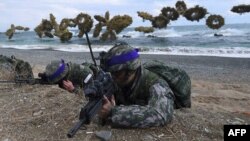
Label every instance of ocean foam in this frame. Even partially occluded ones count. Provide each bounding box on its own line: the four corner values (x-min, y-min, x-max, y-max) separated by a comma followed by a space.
1, 44, 249, 58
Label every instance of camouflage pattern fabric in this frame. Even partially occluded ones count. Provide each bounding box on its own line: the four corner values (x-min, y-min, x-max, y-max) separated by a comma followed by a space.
44, 60, 69, 84
109, 67, 174, 128
103, 43, 141, 72
14, 59, 34, 79
44, 60, 94, 95
67, 62, 94, 95
143, 60, 191, 109
0, 55, 15, 72
0, 55, 33, 80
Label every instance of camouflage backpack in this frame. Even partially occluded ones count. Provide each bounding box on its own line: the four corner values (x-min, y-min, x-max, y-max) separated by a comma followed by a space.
0, 55, 34, 80
143, 60, 191, 109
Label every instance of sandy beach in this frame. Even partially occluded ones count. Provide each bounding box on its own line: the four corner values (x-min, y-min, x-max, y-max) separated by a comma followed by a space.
0, 48, 250, 140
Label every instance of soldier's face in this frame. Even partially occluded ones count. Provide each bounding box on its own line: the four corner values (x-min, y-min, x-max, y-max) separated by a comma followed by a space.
111, 70, 135, 87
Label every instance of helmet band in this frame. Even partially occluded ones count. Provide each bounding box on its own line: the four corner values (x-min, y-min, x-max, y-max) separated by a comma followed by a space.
107, 49, 139, 67
48, 59, 66, 81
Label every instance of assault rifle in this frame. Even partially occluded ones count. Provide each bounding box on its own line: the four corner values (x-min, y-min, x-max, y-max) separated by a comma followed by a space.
67, 68, 115, 138
0, 73, 63, 85
0, 78, 46, 85
67, 32, 115, 138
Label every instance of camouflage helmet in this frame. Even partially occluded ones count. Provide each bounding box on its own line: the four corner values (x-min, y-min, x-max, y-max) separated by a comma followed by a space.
45, 59, 69, 83
104, 42, 141, 72
67, 62, 95, 87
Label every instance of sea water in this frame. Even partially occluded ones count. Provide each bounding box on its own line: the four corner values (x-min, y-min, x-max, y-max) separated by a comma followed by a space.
0, 23, 249, 58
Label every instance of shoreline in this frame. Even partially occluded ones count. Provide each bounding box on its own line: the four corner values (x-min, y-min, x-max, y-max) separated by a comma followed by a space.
1, 48, 250, 83
1, 46, 250, 59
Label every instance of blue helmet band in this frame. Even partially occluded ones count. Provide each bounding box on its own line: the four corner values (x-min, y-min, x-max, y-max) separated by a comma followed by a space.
48, 59, 66, 81
107, 49, 139, 67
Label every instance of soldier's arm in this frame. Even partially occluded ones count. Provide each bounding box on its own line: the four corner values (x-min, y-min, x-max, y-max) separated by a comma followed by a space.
62, 80, 84, 97
110, 80, 174, 128
72, 86, 85, 98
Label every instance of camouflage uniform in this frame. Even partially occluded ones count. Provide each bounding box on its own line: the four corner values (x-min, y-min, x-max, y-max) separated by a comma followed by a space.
103, 42, 174, 128
44, 60, 94, 96
67, 62, 94, 95
110, 67, 174, 128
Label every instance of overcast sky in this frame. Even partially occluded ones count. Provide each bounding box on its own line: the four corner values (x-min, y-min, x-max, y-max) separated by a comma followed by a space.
0, 0, 250, 32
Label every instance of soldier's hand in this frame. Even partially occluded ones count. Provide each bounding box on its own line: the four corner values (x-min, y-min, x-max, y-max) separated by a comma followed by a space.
62, 80, 75, 93
99, 95, 115, 119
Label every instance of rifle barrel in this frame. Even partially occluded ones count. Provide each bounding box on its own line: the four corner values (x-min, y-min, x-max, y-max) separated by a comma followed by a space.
67, 119, 86, 138
0, 78, 50, 85
0, 80, 16, 83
